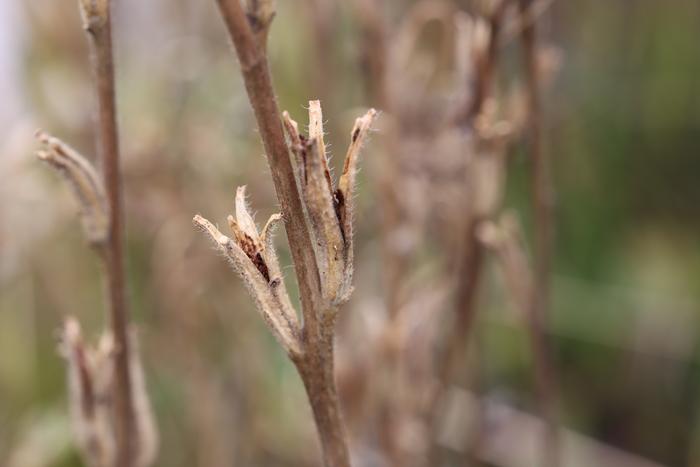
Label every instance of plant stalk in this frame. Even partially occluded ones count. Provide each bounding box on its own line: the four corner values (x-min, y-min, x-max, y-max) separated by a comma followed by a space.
296, 326, 351, 467
84, 2, 136, 464
430, 0, 508, 423
519, 0, 560, 465
214, 1, 351, 465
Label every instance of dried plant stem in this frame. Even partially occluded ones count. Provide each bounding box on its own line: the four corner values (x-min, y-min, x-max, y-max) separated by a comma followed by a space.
519, 0, 560, 465
353, 4, 411, 465
430, 0, 508, 425
213, 1, 352, 465
81, 1, 136, 464
297, 332, 349, 467
449, 0, 507, 364
424, 6, 511, 464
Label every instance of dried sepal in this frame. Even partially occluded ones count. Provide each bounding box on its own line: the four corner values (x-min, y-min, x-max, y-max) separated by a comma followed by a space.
282, 111, 301, 146
282, 111, 306, 186
128, 329, 158, 467
228, 194, 298, 329
261, 212, 282, 247
335, 108, 377, 296
337, 108, 377, 232
60, 318, 115, 467
307, 100, 332, 190
304, 139, 346, 303
233, 186, 259, 242
193, 214, 300, 357
227, 186, 279, 283
477, 213, 533, 313
35, 130, 109, 247
258, 213, 299, 330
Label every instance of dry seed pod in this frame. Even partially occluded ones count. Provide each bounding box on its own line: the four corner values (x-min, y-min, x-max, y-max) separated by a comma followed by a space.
302, 103, 345, 302
60, 318, 115, 467
335, 108, 377, 301
337, 108, 377, 239
193, 191, 300, 357
282, 111, 306, 186
35, 130, 109, 247
283, 103, 377, 305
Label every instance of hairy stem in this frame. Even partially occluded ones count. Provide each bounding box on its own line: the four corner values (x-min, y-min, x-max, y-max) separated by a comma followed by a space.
213, 1, 351, 465
296, 323, 351, 467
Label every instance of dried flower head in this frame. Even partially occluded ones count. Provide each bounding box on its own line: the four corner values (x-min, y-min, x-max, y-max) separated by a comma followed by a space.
283, 101, 377, 304
60, 318, 115, 467
35, 130, 109, 247
193, 189, 300, 358
59, 318, 158, 467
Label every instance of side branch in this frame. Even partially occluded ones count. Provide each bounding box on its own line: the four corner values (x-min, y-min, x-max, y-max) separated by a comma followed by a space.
215, 0, 324, 341
193, 211, 302, 358
35, 130, 109, 248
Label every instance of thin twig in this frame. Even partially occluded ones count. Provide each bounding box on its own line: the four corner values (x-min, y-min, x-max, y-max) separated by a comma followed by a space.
79, 0, 136, 464
429, 0, 509, 434
518, 0, 560, 465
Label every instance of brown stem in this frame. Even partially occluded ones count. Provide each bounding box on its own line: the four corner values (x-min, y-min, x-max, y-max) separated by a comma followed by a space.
428, 0, 508, 434
427, 219, 484, 466
440, 219, 485, 388
296, 325, 351, 467
426, 6, 511, 463
213, 1, 351, 465
83, 2, 135, 465
353, 4, 408, 465
449, 0, 508, 354
518, 0, 560, 465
